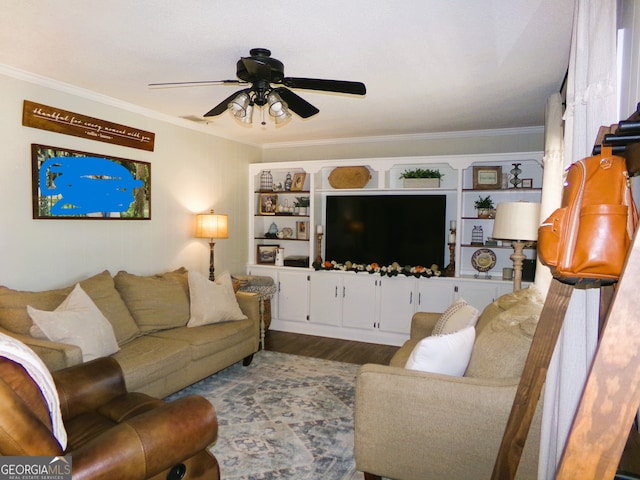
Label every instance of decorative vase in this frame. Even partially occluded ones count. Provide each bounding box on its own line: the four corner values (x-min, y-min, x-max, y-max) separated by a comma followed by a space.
260, 170, 273, 191
284, 172, 293, 191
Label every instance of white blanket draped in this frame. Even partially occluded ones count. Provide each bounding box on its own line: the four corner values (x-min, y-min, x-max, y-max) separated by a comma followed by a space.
0, 332, 67, 449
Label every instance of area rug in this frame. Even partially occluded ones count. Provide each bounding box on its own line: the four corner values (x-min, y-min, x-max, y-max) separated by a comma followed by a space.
166, 350, 366, 480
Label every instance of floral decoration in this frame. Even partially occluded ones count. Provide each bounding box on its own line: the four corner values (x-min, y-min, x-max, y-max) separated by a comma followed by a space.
312, 260, 441, 278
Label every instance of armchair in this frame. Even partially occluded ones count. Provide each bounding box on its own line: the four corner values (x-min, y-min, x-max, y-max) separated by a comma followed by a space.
354, 287, 545, 480
0, 354, 220, 480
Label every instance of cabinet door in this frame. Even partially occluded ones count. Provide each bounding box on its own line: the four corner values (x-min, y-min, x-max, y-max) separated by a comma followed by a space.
277, 270, 309, 323
454, 280, 498, 312
308, 273, 341, 326
341, 275, 378, 330
416, 279, 455, 313
378, 276, 416, 334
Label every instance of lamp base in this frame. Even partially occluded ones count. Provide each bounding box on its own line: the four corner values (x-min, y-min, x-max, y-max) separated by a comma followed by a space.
208, 241, 216, 282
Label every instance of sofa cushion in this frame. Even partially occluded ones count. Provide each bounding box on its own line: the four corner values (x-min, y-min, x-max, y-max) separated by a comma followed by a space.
405, 326, 476, 376
151, 318, 256, 360
465, 286, 544, 379
113, 270, 190, 333
432, 298, 479, 336
28, 284, 119, 362
0, 285, 71, 336
0, 271, 140, 345
78, 271, 141, 345
111, 335, 192, 392
187, 271, 247, 327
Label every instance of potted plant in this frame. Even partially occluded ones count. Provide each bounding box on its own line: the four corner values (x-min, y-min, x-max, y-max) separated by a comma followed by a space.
294, 196, 310, 215
399, 168, 444, 188
474, 195, 496, 218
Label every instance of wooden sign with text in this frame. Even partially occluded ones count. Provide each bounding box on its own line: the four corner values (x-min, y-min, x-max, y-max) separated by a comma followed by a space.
22, 100, 155, 151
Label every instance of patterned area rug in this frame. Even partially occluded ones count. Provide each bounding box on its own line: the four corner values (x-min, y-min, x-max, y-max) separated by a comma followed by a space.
167, 351, 366, 480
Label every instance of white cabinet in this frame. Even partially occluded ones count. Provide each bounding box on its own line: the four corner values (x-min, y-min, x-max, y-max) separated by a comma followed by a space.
276, 270, 309, 323
377, 276, 415, 334
308, 273, 342, 326
340, 275, 379, 330
416, 278, 455, 313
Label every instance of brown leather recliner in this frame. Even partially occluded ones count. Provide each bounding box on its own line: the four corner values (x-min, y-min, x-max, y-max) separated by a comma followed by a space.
0, 355, 220, 480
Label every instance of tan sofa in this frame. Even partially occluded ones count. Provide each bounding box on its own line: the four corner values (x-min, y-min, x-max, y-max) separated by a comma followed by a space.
354, 287, 545, 480
0, 268, 260, 398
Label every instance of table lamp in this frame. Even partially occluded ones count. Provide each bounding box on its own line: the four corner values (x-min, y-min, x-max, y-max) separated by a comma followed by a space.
491, 202, 541, 291
195, 210, 228, 281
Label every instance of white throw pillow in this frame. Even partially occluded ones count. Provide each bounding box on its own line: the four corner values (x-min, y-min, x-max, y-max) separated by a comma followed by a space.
432, 298, 479, 336
187, 271, 247, 327
405, 326, 476, 376
28, 284, 119, 362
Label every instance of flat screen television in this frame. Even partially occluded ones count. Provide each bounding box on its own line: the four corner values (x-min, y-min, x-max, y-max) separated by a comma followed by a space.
325, 194, 446, 268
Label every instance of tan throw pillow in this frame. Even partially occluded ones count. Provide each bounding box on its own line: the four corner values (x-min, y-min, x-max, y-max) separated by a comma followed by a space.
187, 271, 248, 327
113, 270, 191, 332
79, 270, 140, 345
28, 284, 119, 362
405, 326, 476, 376
432, 298, 479, 336
0, 285, 71, 335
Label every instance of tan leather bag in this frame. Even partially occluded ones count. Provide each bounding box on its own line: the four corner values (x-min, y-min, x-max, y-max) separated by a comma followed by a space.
538, 146, 638, 284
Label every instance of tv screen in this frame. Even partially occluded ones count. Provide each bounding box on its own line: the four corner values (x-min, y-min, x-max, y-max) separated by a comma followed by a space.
325, 195, 446, 268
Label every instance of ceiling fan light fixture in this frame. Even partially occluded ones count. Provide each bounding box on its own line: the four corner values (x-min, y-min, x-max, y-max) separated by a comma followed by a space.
227, 92, 251, 118
267, 91, 291, 122
239, 102, 254, 124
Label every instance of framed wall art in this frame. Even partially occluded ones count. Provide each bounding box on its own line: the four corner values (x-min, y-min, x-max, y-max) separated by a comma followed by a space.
31, 144, 150, 220
259, 193, 278, 215
521, 178, 533, 188
291, 173, 306, 191
472, 166, 502, 190
257, 245, 279, 264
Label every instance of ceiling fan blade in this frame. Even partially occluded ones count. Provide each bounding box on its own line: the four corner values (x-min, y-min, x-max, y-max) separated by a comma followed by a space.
203, 88, 251, 117
148, 79, 245, 89
275, 88, 320, 119
281, 77, 366, 95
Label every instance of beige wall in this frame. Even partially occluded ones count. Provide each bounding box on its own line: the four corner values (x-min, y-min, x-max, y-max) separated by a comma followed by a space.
0, 71, 260, 290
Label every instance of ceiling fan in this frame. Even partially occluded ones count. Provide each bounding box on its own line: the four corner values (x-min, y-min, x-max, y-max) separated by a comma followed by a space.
149, 48, 366, 124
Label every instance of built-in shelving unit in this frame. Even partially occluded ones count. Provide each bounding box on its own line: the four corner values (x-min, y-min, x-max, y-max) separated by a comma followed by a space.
247, 153, 543, 345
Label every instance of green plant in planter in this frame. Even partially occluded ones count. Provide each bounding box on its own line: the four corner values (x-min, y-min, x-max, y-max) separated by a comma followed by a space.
294, 196, 310, 207
474, 195, 496, 218
399, 168, 444, 179
474, 195, 495, 209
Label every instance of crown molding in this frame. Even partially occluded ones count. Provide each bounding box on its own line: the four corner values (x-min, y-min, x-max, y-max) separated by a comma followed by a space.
261, 125, 545, 150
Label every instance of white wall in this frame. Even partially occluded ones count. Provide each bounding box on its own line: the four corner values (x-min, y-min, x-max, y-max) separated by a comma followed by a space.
0, 71, 260, 290
261, 126, 545, 163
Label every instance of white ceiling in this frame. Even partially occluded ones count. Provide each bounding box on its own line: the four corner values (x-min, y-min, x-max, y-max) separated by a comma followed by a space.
0, 0, 575, 147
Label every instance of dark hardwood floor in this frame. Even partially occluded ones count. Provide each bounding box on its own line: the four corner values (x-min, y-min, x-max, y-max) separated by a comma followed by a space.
264, 330, 399, 365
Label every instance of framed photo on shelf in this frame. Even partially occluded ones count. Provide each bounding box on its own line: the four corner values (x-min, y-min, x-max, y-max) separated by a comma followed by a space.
257, 245, 279, 264
472, 166, 502, 190
259, 193, 278, 215
291, 173, 306, 191
296, 221, 309, 239
521, 178, 533, 188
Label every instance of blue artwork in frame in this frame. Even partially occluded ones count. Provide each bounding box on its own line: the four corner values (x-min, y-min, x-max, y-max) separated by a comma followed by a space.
31, 144, 151, 219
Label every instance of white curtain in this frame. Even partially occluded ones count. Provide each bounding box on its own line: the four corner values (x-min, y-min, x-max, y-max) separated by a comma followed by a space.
538, 0, 619, 478
534, 93, 565, 296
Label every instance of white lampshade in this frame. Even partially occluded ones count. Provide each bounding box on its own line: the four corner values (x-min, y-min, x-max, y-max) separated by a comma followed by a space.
195, 210, 228, 239
492, 202, 541, 241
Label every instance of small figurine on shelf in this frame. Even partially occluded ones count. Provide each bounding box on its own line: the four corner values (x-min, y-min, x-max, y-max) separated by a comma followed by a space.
284, 172, 293, 191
